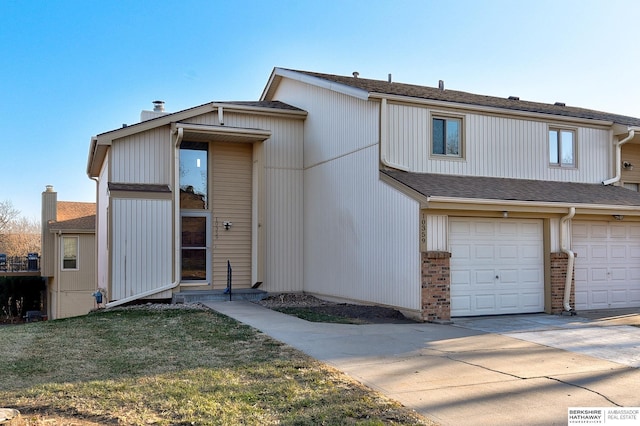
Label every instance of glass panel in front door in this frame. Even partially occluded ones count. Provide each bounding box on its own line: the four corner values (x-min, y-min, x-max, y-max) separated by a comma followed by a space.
181, 216, 207, 281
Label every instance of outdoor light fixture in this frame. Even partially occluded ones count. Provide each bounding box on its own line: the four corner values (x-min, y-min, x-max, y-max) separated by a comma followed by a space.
223, 221, 233, 230
613, 215, 624, 221
623, 161, 634, 170
502, 211, 508, 218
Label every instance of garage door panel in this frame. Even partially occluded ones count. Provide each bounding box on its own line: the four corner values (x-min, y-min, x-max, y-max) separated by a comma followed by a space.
451, 295, 471, 315
499, 246, 518, 259
590, 245, 608, 260
499, 294, 518, 309
475, 270, 497, 286
610, 290, 630, 304
590, 268, 608, 282
520, 268, 542, 285
610, 268, 627, 281
450, 218, 544, 316
573, 221, 640, 310
474, 245, 495, 259
476, 294, 496, 311
498, 269, 518, 284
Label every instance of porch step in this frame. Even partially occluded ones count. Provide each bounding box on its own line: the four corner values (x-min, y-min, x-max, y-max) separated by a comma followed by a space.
172, 289, 268, 304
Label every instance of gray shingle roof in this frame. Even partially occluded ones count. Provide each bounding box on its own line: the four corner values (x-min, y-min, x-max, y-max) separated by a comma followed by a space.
287, 69, 640, 127
382, 170, 640, 206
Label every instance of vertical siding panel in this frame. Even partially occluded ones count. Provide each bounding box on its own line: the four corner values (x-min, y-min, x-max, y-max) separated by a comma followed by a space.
111, 198, 172, 300
272, 78, 421, 311
383, 103, 612, 183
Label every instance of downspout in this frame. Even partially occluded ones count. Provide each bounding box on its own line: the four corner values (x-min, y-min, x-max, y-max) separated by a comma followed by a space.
379, 98, 410, 171
602, 129, 635, 185
560, 207, 576, 312
56, 230, 62, 319
104, 128, 184, 308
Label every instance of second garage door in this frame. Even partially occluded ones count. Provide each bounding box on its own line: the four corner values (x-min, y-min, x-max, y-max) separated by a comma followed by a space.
450, 218, 544, 317
572, 221, 640, 310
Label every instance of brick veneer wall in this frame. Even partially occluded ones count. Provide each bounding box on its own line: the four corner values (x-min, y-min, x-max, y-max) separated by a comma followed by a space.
550, 252, 576, 313
421, 251, 451, 322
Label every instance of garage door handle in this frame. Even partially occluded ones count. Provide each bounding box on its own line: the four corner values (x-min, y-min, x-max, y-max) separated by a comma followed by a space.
495, 275, 499, 279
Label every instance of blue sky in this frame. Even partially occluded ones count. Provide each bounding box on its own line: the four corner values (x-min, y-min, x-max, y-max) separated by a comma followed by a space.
2, 0, 640, 220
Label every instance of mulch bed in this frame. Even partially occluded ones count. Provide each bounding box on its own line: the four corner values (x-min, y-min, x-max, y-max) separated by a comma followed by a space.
256, 294, 418, 324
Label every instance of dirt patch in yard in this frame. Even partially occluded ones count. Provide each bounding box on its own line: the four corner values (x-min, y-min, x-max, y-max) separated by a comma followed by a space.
256, 293, 419, 324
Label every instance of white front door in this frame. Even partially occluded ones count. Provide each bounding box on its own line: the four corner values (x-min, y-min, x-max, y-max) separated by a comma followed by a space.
450, 218, 544, 316
572, 221, 640, 310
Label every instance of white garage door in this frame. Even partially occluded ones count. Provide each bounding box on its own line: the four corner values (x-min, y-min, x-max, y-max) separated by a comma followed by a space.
572, 221, 640, 310
450, 218, 544, 317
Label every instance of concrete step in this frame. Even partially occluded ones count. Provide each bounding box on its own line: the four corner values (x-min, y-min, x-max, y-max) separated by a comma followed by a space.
172, 289, 268, 304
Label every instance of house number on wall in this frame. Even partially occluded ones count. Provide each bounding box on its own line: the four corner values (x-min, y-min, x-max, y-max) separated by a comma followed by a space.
420, 212, 427, 252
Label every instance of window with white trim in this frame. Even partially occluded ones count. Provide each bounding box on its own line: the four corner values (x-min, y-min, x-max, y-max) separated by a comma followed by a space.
62, 236, 78, 270
549, 128, 576, 167
432, 115, 463, 157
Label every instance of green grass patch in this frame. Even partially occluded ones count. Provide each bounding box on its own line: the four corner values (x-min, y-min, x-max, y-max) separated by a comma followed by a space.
0, 307, 430, 425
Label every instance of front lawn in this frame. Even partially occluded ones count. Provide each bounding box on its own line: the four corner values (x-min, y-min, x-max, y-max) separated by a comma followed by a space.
0, 306, 430, 425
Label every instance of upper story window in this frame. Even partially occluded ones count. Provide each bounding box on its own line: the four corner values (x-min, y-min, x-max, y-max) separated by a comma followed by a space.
432, 116, 463, 157
62, 236, 78, 270
180, 142, 208, 209
549, 128, 575, 167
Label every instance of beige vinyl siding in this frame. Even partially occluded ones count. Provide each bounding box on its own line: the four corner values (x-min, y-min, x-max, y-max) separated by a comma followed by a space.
111, 126, 171, 184
97, 157, 109, 292
384, 102, 611, 183
57, 291, 95, 319
182, 111, 305, 292
424, 214, 448, 251
273, 77, 421, 311
211, 142, 253, 288
621, 143, 640, 186
111, 198, 173, 300
58, 234, 96, 291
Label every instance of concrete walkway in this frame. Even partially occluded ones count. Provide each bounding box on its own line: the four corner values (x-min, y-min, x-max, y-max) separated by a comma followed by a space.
204, 301, 640, 426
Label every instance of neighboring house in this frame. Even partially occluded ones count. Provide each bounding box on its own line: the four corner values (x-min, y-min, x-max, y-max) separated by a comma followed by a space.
41, 185, 96, 319
86, 68, 640, 321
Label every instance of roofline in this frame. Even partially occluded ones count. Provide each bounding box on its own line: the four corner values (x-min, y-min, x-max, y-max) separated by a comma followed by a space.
49, 228, 95, 234
369, 93, 615, 128
380, 172, 640, 215
87, 99, 307, 178
261, 67, 370, 101
424, 195, 640, 215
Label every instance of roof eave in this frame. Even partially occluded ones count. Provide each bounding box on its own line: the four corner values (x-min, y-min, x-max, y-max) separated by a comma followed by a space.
369, 92, 615, 127
262, 67, 370, 102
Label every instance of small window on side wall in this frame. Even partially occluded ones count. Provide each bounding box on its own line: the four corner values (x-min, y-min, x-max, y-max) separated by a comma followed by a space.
432, 116, 463, 157
549, 128, 576, 167
62, 236, 78, 270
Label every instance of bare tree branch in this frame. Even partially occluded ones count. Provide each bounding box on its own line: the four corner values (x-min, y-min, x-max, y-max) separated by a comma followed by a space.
0, 200, 20, 233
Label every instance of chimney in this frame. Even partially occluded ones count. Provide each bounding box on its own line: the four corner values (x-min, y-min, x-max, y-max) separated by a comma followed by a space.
388, 73, 392, 83
141, 100, 169, 122
153, 100, 165, 112
438, 80, 445, 90
41, 185, 57, 276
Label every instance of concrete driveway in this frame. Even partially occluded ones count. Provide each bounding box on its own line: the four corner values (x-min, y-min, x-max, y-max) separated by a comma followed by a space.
205, 301, 640, 426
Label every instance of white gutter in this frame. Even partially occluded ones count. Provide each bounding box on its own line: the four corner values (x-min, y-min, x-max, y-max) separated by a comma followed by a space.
602, 129, 635, 185
379, 98, 410, 171
105, 128, 184, 308
560, 207, 576, 312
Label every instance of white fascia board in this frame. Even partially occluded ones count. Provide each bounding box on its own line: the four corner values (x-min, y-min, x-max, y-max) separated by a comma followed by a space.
425, 195, 640, 215
212, 102, 307, 119
173, 122, 272, 140
95, 103, 217, 145
267, 68, 370, 101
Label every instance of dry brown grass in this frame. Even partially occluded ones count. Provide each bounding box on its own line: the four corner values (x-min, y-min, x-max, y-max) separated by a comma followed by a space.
0, 306, 432, 425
